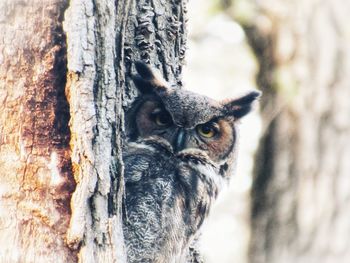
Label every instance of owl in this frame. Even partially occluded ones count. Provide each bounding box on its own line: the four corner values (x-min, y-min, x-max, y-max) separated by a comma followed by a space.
122, 62, 261, 263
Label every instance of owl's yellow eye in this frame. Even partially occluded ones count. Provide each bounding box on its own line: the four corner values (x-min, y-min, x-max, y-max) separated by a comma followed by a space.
196, 123, 218, 138
152, 108, 172, 127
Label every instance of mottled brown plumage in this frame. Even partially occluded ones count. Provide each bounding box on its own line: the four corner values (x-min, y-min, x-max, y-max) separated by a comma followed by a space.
122, 62, 261, 263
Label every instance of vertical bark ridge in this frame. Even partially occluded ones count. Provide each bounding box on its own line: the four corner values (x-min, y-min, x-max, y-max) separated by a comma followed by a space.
64, 0, 188, 261
64, 0, 127, 261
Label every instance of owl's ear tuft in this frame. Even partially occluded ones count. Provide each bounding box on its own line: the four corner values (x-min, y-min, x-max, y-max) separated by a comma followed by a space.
223, 91, 261, 119
134, 61, 154, 81
133, 61, 169, 94
132, 75, 154, 94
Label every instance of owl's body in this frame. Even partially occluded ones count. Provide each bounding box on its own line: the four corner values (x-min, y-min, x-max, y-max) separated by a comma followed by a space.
122, 62, 260, 263
123, 138, 220, 263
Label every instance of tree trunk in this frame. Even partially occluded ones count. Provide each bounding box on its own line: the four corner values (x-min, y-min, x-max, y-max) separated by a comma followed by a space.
229, 1, 350, 262
0, 1, 76, 261
0, 0, 187, 262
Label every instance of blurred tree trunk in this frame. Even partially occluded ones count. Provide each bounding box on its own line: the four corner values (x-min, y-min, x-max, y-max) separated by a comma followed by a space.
0, 0, 187, 262
229, 0, 350, 262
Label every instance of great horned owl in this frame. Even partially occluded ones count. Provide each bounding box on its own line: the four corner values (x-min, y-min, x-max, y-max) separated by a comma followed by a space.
122, 62, 260, 263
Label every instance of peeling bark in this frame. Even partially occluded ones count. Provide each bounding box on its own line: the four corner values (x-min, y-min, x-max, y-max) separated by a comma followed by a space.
0, 0, 76, 261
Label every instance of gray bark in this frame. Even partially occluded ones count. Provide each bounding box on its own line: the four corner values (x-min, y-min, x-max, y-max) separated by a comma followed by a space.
0, 0, 188, 262
64, 0, 188, 261
228, 1, 350, 262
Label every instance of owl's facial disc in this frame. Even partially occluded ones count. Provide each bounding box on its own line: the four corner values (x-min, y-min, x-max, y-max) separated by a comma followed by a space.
131, 61, 261, 165
196, 122, 219, 139
135, 99, 175, 139
174, 121, 222, 152
193, 118, 236, 163
151, 107, 173, 127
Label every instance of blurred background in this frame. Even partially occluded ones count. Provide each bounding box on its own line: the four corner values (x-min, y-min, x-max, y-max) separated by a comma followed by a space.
183, 0, 350, 263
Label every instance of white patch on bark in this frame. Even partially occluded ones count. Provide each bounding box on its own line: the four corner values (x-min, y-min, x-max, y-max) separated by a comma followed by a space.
48, 151, 63, 186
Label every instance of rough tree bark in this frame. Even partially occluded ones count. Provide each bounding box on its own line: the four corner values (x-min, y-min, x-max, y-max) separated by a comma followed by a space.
0, 1, 76, 261
228, 1, 350, 262
0, 0, 187, 262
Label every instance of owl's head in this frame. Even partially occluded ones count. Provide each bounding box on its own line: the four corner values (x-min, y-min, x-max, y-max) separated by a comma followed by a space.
126, 62, 261, 176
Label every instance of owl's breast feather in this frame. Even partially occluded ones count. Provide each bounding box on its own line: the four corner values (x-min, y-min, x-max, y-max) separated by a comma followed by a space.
122, 138, 227, 263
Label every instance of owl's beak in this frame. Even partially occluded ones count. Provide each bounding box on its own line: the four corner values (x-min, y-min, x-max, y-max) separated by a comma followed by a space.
174, 129, 186, 152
